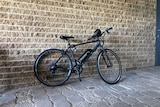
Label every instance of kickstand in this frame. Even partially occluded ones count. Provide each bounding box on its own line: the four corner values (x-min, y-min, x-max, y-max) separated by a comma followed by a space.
76, 70, 82, 81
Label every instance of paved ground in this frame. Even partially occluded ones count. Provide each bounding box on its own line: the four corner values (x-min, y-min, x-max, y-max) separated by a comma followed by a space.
0, 66, 160, 107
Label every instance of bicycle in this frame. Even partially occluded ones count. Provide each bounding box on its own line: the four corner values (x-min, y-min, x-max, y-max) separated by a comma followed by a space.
34, 27, 122, 87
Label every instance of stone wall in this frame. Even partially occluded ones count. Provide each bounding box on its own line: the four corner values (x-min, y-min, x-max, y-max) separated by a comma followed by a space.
0, 0, 156, 91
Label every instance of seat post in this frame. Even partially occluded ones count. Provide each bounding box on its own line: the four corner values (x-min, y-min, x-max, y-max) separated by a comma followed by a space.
65, 39, 71, 49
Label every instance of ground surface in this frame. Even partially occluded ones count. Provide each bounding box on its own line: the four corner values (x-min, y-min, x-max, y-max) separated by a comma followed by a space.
0, 66, 160, 107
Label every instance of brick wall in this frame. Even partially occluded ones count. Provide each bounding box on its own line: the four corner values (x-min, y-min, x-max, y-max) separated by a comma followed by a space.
0, 0, 156, 91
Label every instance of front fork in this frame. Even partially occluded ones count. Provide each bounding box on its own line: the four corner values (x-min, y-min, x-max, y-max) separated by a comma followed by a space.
101, 49, 113, 68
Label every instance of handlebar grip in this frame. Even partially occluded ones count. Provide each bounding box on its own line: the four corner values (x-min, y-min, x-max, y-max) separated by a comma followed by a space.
106, 27, 113, 34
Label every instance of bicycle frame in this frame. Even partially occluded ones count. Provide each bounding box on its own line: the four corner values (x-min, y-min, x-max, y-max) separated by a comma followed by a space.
34, 27, 122, 86
65, 38, 104, 69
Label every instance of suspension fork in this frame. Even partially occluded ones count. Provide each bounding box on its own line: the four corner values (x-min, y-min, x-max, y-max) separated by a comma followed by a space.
99, 40, 113, 68
101, 49, 113, 67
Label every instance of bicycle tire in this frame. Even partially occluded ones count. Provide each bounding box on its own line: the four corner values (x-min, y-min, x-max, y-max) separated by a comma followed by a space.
34, 49, 72, 87
96, 49, 122, 84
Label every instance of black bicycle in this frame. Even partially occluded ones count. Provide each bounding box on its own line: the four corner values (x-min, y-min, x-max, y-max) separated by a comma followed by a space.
34, 27, 122, 87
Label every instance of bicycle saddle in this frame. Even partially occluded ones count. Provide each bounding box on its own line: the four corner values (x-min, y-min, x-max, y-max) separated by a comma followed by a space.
60, 35, 74, 40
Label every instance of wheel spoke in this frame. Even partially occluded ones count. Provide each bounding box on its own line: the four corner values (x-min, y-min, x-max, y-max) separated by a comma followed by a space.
34, 49, 72, 87
97, 49, 122, 84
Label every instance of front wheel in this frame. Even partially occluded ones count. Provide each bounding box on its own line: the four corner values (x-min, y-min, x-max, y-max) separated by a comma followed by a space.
96, 49, 122, 84
34, 49, 72, 87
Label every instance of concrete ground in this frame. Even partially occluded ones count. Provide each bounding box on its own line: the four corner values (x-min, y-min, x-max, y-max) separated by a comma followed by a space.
0, 66, 160, 107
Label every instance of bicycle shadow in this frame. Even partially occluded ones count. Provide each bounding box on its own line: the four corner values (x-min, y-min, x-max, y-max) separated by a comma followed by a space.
0, 49, 12, 92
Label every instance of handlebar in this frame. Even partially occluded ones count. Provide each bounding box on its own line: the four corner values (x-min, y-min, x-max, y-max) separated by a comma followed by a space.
88, 27, 113, 41
105, 27, 113, 34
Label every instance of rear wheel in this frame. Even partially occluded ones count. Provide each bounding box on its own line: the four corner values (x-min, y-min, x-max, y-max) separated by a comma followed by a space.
34, 49, 72, 87
96, 49, 122, 84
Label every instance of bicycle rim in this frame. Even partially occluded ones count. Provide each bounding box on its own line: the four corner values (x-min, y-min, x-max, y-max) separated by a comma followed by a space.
34, 49, 72, 87
97, 49, 122, 84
